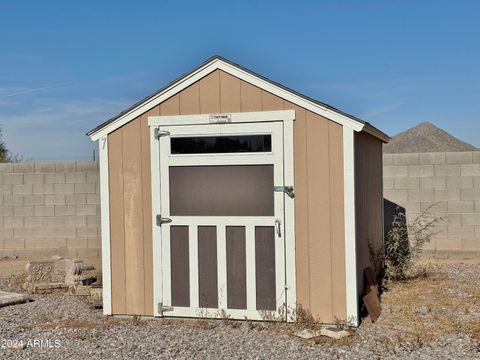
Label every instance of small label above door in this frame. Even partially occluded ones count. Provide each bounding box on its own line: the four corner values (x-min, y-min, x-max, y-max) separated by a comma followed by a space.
209, 113, 232, 123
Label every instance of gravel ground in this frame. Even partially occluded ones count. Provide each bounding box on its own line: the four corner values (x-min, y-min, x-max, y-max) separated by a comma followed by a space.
0, 263, 479, 359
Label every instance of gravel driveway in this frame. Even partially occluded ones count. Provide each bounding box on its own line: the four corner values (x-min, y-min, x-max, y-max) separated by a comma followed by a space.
0, 263, 479, 359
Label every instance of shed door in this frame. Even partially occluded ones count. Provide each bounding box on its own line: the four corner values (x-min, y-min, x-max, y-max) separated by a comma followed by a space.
157, 122, 286, 320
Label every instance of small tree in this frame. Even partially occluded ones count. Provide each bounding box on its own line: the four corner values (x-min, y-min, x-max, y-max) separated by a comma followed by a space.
385, 205, 442, 280
0, 127, 18, 162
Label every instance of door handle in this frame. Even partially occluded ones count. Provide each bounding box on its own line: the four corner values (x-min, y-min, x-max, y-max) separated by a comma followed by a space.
275, 218, 282, 238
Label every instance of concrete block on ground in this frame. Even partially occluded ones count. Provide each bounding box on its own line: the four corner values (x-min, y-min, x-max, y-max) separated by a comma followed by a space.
5, 238, 25, 249
45, 173, 65, 184
76, 162, 98, 171
3, 174, 23, 185
3, 217, 23, 228
434, 164, 461, 177
394, 177, 419, 189
14, 206, 34, 217
54, 205, 75, 216
462, 213, 480, 226
34, 205, 54, 217
408, 189, 434, 202
461, 188, 480, 200
446, 176, 473, 189
55, 228, 76, 238
45, 194, 65, 205
0, 163, 14, 173
76, 204, 97, 216
0, 206, 14, 216
13, 228, 34, 239
26, 238, 67, 248
55, 162, 76, 172
0, 228, 13, 240
66, 172, 86, 184
448, 225, 475, 237
461, 164, 480, 176
66, 194, 86, 205
446, 214, 462, 225
33, 228, 57, 239
13, 163, 34, 173
434, 189, 461, 201
54, 183, 74, 194
407, 165, 434, 177
419, 152, 446, 165
33, 183, 54, 195
383, 165, 407, 177
24, 194, 45, 206
24, 174, 45, 184
34, 163, 55, 172
0, 184, 13, 195
13, 184, 32, 195
74, 183, 96, 194
46, 217, 66, 227
447, 200, 474, 213
420, 177, 446, 190
383, 154, 393, 165
393, 153, 419, 165
446, 152, 473, 164
86, 171, 99, 183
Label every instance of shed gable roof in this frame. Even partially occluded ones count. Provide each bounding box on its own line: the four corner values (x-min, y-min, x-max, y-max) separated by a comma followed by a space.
87, 55, 389, 142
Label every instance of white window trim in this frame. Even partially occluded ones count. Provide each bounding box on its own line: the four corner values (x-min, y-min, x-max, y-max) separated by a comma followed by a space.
149, 111, 296, 320
343, 127, 358, 326
88, 58, 372, 141
99, 136, 112, 315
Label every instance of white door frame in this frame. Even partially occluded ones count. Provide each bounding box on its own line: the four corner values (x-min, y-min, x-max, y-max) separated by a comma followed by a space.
149, 110, 296, 321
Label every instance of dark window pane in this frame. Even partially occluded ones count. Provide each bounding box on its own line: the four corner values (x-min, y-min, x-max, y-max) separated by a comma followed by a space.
171, 135, 271, 154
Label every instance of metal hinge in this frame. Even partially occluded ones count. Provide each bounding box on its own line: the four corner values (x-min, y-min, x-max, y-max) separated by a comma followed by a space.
154, 128, 170, 139
158, 303, 173, 315
156, 215, 172, 227
274, 185, 295, 199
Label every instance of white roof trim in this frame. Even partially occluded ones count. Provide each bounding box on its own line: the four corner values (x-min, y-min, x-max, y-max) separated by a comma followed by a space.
89, 58, 368, 141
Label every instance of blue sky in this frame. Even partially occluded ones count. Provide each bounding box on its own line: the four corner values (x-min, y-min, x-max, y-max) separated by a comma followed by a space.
1, 1, 479, 160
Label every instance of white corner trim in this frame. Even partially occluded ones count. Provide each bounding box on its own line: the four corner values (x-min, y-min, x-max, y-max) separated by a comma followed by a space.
99, 136, 112, 315
150, 126, 163, 316
89, 58, 366, 141
343, 127, 358, 327
148, 110, 295, 127
283, 119, 296, 321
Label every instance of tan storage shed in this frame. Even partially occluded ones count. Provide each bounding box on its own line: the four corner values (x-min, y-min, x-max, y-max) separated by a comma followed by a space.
88, 56, 389, 326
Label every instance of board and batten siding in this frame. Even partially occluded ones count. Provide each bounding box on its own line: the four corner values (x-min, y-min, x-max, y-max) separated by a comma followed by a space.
354, 131, 384, 298
108, 69, 347, 322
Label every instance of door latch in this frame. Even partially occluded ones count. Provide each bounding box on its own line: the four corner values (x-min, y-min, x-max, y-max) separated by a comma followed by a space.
274, 185, 295, 199
275, 218, 282, 237
156, 215, 172, 227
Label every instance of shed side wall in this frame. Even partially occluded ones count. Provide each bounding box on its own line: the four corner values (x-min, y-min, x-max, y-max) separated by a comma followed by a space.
354, 131, 384, 298
108, 70, 346, 321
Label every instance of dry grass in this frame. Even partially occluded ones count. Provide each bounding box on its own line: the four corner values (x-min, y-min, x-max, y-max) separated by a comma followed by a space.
365, 264, 480, 349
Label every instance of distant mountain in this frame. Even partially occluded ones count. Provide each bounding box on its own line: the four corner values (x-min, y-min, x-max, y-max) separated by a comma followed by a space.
383, 122, 478, 153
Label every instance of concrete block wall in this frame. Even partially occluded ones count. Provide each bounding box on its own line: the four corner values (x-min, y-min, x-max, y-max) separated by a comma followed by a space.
384, 151, 480, 258
0, 162, 100, 258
